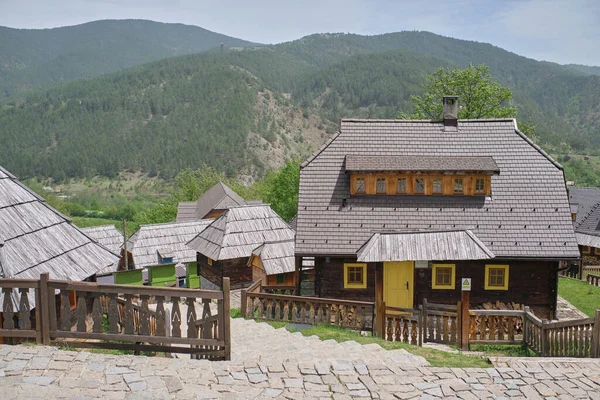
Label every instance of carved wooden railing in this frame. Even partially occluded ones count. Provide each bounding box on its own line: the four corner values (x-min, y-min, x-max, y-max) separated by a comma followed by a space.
384, 306, 421, 345
0, 279, 42, 343
0, 274, 231, 360
588, 274, 600, 287
242, 288, 374, 331
469, 309, 524, 345
422, 299, 460, 345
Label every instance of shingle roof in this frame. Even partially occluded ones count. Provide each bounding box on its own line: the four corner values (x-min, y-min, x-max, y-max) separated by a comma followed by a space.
356, 230, 494, 262
575, 233, 600, 249
0, 166, 118, 310
176, 182, 247, 222
346, 155, 499, 173
251, 240, 295, 275
569, 187, 600, 226
128, 220, 213, 268
187, 205, 295, 261
81, 225, 125, 254
295, 119, 579, 259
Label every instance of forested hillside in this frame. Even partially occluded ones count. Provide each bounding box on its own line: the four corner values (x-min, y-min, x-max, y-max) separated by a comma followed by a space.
2, 25, 600, 184
0, 20, 256, 97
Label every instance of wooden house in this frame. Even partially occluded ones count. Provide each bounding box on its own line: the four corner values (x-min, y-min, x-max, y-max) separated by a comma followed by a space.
0, 166, 118, 319
248, 240, 296, 286
187, 205, 295, 290
568, 187, 600, 266
176, 182, 248, 222
294, 97, 579, 319
126, 220, 213, 287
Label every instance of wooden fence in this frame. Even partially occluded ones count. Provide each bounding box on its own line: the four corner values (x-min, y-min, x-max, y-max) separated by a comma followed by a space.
583, 266, 600, 282
241, 281, 375, 331
383, 306, 421, 345
469, 309, 523, 345
0, 273, 231, 360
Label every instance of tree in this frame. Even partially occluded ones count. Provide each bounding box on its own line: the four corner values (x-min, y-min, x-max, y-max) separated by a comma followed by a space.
257, 159, 300, 221
401, 64, 516, 120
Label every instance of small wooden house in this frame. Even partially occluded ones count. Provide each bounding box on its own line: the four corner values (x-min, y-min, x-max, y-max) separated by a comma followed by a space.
568, 187, 600, 266
176, 182, 248, 222
295, 97, 579, 319
81, 225, 125, 254
126, 220, 213, 288
248, 240, 296, 286
0, 166, 118, 326
187, 205, 295, 289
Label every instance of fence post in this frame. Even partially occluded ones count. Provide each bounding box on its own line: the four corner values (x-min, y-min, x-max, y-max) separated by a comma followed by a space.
241, 289, 247, 319
418, 305, 423, 347
456, 300, 462, 348
422, 298, 428, 343
222, 277, 231, 361
592, 309, 600, 358
523, 306, 530, 346
460, 292, 470, 351
39, 273, 51, 345
542, 319, 550, 356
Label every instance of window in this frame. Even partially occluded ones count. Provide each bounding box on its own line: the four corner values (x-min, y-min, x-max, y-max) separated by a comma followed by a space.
432, 264, 455, 289
415, 178, 425, 194
582, 246, 591, 255
355, 177, 365, 193
595, 248, 600, 256
276, 274, 285, 284
376, 178, 387, 194
433, 178, 443, 194
207, 257, 213, 266
475, 178, 485, 194
453, 178, 464, 194
344, 263, 367, 289
485, 265, 509, 290
397, 178, 407, 194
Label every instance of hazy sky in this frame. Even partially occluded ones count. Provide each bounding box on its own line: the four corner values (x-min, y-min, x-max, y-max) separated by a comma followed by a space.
1, 0, 599, 65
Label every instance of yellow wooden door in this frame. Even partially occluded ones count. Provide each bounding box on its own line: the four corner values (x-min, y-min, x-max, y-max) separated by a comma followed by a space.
383, 261, 414, 309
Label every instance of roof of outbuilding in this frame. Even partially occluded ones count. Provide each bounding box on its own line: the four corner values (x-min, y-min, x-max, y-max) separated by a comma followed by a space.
176, 182, 247, 222
187, 204, 295, 261
251, 240, 295, 275
127, 220, 213, 268
295, 119, 579, 259
81, 225, 125, 254
569, 187, 600, 226
0, 166, 119, 309
345, 155, 499, 173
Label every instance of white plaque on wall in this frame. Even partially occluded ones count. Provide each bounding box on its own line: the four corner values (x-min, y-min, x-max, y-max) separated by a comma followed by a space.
415, 260, 429, 269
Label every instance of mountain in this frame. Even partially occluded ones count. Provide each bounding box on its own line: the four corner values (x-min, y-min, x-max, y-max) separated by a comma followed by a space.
2, 25, 600, 184
0, 19, 257, 97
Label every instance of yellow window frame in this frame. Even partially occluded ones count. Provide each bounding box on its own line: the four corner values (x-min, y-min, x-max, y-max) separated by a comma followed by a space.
485, 264, 509, 290
431, 264, 456, 289
344, 263, 367, 289
207, 257, 213, 266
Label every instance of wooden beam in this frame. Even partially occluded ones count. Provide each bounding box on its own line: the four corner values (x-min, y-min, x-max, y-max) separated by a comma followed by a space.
460, 290, 470, 351
222, 277, 231, 361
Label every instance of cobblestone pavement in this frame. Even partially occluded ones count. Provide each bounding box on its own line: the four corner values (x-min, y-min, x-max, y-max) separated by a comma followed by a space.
2, 340, 600, 399
556, 296, 588, 320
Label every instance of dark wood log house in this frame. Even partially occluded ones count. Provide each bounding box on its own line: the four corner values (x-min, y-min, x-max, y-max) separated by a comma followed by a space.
568, 187, 600, 266
294, 96, 580, 319
187, 205, 295, 290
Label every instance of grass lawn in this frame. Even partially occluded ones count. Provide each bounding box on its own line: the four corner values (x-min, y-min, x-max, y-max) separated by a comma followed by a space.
266, 322, 490, 368
469, 344, 535, 357
558, 277, 600, 317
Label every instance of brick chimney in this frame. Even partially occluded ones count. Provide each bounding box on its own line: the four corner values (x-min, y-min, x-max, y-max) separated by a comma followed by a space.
443, 96, 459, 129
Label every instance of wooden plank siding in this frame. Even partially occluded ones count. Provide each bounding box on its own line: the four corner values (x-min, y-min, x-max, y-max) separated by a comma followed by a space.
312, 257, 558, 319
197, 253, 253, 290
349, 173, 491, 196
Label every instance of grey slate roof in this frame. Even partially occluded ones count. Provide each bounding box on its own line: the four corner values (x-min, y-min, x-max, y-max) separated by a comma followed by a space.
295, 119, 579, 259
356, 230, 494, 262
568, 187, 600, 226
346, 155, 499, 173
575, 233, 600, 249
176, 182, 247, 222
0, 166, 118, 310
127, 220, 213, 268
251, 240, 295, 276
187, 205, 295, 261
81, 225, 125, 254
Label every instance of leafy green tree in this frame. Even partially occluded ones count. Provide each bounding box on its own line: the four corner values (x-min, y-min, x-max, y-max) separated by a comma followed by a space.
401, 64, 516, 120
257, 159, 300, 221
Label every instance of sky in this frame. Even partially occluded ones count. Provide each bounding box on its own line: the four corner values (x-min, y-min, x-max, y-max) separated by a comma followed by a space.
1, 0, 599, 66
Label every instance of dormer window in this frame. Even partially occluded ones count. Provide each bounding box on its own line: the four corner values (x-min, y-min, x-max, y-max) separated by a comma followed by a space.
453, 178, 464, 194
355, 177, 365, 193
376, 178, 386, 194
397, 178, 407, 194
475, 178, 485, 194
433, 178, 443, 194
415, 178, 425, 194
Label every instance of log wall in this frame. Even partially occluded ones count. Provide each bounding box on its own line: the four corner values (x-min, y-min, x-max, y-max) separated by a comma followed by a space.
315, 257, 376, 302
197, 253, 253, 290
